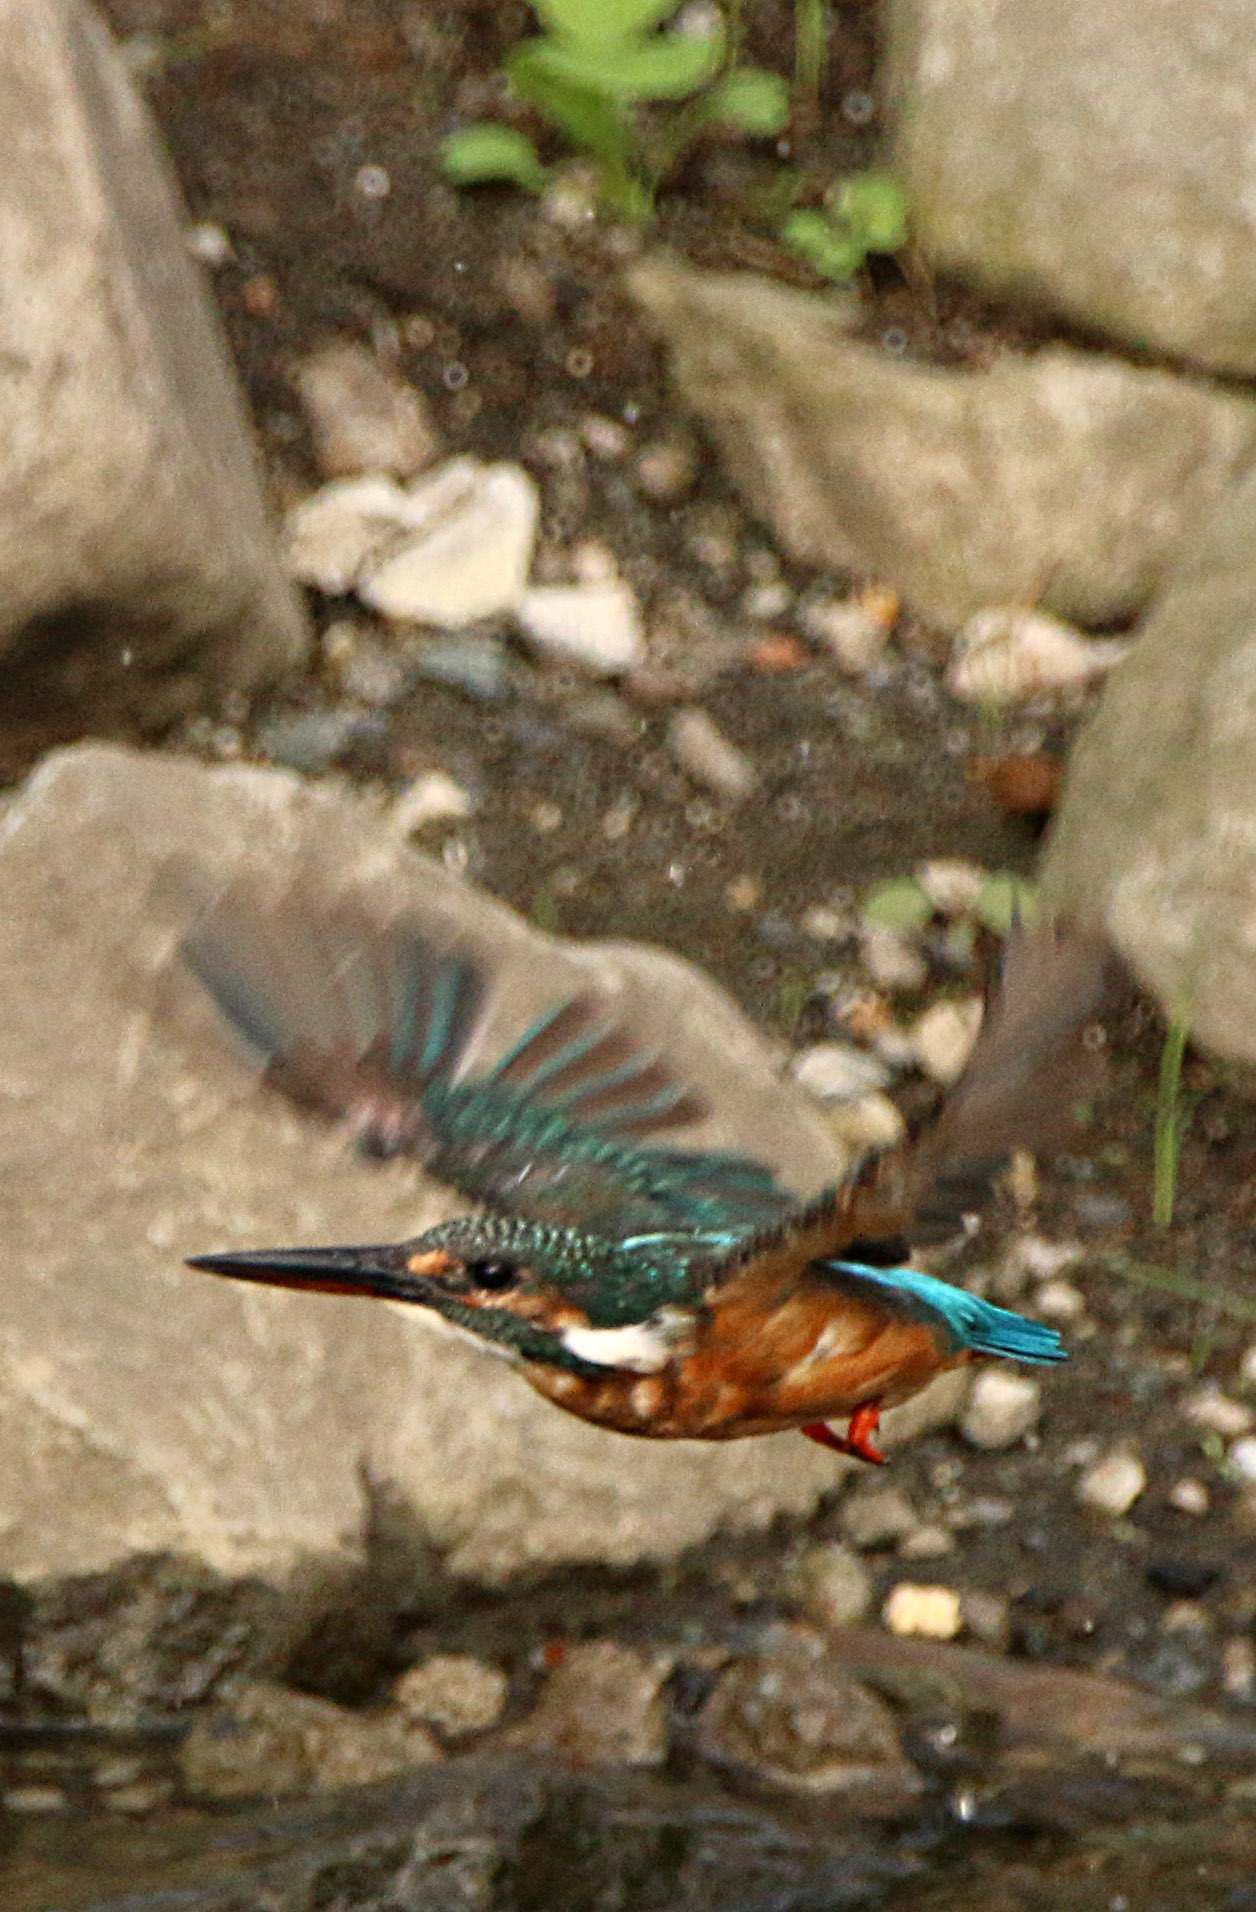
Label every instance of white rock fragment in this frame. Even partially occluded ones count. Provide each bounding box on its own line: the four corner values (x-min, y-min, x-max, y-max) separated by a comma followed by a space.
858, 922, 927, 991
911, 996, 984, 1085
1240, 1344, 1256, 1393
389, 771, 476, 835
826, 1091, 908, 1154
882, 1583, 962, 1641
1168, 1478, 1210, 1517
1184, 1384, 1254, 1439
1228, 1438, 1256, 1483
517, 582, 644, 675
799, 588, 897, 672
897, 1525, 955, 1560
186, 221, 233, 267
360, 459, 541, 627
915, 859, 986, 917
1004, 1234, 1086, 1283
395, 1654, 508, 1736
800, 903, 852, 942
791, 1042, 891, 1103
785, 1541, 873, 1628
842, 1487, 919, 1551
1077, 1447, 1146, 1516
292, 341, 439, 479
285, 475, 414, 596
947, 608, 1128, 705
1034, 1280, 1087, 1323
668, 708, 758, 798
961, 1369, 1042, 1450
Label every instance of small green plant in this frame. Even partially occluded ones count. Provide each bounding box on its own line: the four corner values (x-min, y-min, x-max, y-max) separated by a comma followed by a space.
861, 870, 1036, 940
440, 0, 789, 223
779, 170, 908, 281
1152, 1016, 1189, 1229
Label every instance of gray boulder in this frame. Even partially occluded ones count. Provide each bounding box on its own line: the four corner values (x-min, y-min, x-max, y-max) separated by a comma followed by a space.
628, 256, 1256, 631
887, 0, 1256, 377
0, 0, 307, 766
0, 743, 965, 1590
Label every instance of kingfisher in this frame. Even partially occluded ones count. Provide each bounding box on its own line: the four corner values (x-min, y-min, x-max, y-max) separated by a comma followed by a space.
182, 890, 1114, 1464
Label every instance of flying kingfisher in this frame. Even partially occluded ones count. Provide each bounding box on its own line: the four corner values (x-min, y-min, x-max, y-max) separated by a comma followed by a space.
182, 890, 1115, 1464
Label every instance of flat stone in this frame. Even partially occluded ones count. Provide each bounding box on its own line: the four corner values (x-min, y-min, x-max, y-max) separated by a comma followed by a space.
667, 708, 758, 798
630, 256, 1256, 631
395, 1654, 508, 1737
291, 341, 440, 479
499, 1642, 670, 1766
1, 742, 965, 1589
691, 1624, 922, 1803
886, 0, 1256, 376
961, 1369, 1042, 1450
1077, 1447, 1147, 1517
179, 1681, 441, 1799
359, 459, 540, 628
517, 582, 644, 675
0, 0, 307, 767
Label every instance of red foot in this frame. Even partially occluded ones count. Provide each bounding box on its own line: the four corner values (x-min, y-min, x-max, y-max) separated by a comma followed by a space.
801, 1402, 886, 1466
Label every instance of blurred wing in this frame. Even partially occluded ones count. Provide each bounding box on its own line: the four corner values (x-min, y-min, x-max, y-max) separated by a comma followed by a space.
182, 889, 795, 1235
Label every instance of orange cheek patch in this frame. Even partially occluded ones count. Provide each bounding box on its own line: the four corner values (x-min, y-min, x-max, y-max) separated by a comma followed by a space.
407, 1249, 459, 1277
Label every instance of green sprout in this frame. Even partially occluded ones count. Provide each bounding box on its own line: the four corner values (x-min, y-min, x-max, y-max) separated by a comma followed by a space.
779, 169, 908, 282
1152, 1016, 1190, 1230
439, 0, 789, 223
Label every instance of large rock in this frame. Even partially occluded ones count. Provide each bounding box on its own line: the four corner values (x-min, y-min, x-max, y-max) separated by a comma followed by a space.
1042, 464, 1256, 1064
886, 0, 1256, 377
0, 0, 307, 769
628, 256, 1256, 632
0, 744, 964, 1589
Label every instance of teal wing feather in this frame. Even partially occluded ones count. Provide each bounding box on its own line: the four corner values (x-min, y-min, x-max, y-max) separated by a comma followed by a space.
181, 892, 795, 1237
822, 1260, 1066, 1364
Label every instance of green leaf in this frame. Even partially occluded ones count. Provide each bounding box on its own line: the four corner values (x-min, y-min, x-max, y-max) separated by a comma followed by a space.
706, 66, 790, 135
973, 872, 1039, 937
862, 877, 934, 933
521, 26, 723, 100
508, 45, 632, 167
779, 208, 867, 281
828, 171, 908, 252
530, 0, 682, 42
439, 125, 548, 193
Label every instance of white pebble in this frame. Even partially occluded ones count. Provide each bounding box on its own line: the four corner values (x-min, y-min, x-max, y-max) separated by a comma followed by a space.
785, 1542, 872, 1628
882, 1584, 962, 1641
395, 1654, 508, 1735
1183, 1384, 1254, 1439
1004, 1234, 1085, 1283
292, 340, 439, 480
1229, 1437, 1256, 1483
517, 582, 644, 675
947, 607, 1127, 705
1034, 1280, 1087, 1323
915, 859, 986, 917
961, 1369, 1042, 1450
800, 903, 851, 942
897, 1525, 955, 1560
1240, 1343, 1256, 1393
1223, 1637, 1256, 1699
1077, 1447, 1146, 1516
668, 709, 757, 798
186, 220, 234, 267
389, 771, 476, 835
1168, 1478, 1210, 1517
911, 997, 984, 1085
284, 475, 413, 595
858, 922, 927, 991
799, 594, 894, 673
826, 1092, 908, 1153
791, 1043, 891, 1103
360, 458, 540, 628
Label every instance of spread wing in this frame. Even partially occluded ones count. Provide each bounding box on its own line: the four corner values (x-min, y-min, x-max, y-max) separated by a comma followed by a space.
181, 889, 795, 1238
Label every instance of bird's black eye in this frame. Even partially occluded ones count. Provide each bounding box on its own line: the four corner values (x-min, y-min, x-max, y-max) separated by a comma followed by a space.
466, 1257, 519, 1292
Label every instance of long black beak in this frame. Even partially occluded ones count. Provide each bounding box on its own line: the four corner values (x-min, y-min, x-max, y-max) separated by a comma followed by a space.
186, 1243, 411, 1300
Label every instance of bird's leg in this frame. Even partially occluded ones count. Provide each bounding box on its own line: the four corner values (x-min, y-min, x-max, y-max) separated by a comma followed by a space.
801, 1402, 886, 1466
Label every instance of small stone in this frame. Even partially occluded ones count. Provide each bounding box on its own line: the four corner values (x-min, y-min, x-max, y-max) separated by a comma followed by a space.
668, 708, 758, 798
897, 1524, 955, 1560
947, 608, 1127, 705
725, 873, 762, 911
634, 438, 698, 502
912, 996, 984, 1084
186, 221, 233, 267
961, 1369, 1042, 1450
4, 1786, 66, 1813
256, 708, 382, 775
179, 1682, 441, 1800
530, 800, 563, 833
826, 1092, 908, 1153
579, 413, 631, 460
858, 922, 928, 991
1228, 1437, 1256, 1483
1223, 1636, 1256, 1700
360, 458, 540, 628
284, 474, 413, 595
742, 581, 793, 620
105, 1779, 172, 1814
1077, 1447, 1147, 1517
333, 632, 411, 707
518, 582, 644, 675
961, 1590, 1010, 1650
785, 1542, 873, 1628
1184, 1384, 1255, 1439
1035, 1280, 1088, 1322
500, 1641, 670, 1766
1004, 1234, 1086, 1283
882, 1583, 962, 1641
411, 633, 511, 701
395, 1654, 508, 1736
292, 341, 439, 480
799, 592, 895, 673
691, 1625, 921, 1802
800, 903, 851, 942
1161, 1599, 1210, 1636
842, 1485, 919, 1551
1239, 1343, 1256, 1393
1168, 1478, 1210, 1517
915, 859, 986, 917
791, 1042, 891, 1103
389, 771, 476, 835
